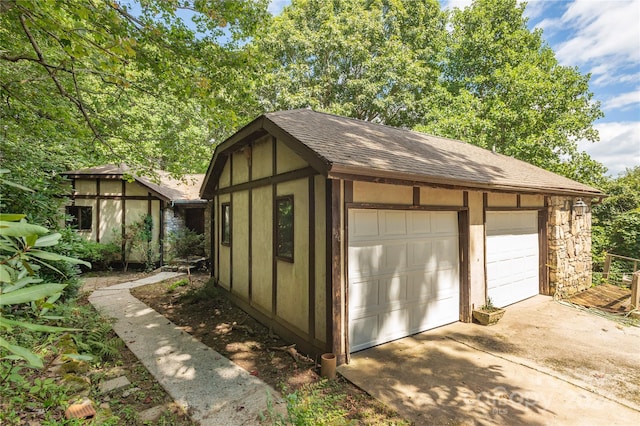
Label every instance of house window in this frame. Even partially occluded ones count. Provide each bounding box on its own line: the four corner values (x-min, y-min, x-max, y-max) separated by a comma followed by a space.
221, 203, 231, 246
276, 196, 294, 261
66, 206, 92, 230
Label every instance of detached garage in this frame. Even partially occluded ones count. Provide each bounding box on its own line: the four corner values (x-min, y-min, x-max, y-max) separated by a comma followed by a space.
200, 109, 603, 363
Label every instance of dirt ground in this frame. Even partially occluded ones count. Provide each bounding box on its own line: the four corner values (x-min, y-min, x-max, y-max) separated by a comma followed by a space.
130, 272, 408, 424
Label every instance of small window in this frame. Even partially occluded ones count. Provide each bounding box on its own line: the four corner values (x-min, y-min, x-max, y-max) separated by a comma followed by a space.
66, 206, 92, 230
276, 196, 294, 261
221, 203, 231, 246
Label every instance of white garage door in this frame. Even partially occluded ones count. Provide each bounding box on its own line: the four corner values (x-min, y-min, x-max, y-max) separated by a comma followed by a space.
348, 209, 459, 352
486, 211, 539, 308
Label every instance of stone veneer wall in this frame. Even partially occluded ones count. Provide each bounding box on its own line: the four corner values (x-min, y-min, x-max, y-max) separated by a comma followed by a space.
547, 196, 593, 297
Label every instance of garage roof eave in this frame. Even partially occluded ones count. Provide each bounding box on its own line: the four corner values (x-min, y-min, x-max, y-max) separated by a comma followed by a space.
327, 165, 605, 198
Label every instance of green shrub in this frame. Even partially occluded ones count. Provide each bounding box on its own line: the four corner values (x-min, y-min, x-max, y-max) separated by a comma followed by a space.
167, 228, 205, 259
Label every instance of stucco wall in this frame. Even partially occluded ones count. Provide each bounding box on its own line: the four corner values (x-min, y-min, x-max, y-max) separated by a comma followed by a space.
212, 136, 328, 353
251, 186, 273, 312
69, 178, 164, 265
547, 196, 593, 297
276, 178, 310, 334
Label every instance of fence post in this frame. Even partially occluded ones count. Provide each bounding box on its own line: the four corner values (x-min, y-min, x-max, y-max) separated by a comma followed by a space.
631, 272, 640, 310
603, 253, 611, 281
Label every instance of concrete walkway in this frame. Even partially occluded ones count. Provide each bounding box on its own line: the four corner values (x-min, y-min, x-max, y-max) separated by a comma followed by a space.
88, 272, 281, 425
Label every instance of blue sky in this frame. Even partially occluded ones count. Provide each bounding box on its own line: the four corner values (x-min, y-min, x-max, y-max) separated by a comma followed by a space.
268, 0, 640, 177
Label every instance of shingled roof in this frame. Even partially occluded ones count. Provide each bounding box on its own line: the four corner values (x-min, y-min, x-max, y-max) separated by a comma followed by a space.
201, 109, 604, 198
64, 165, 205, 203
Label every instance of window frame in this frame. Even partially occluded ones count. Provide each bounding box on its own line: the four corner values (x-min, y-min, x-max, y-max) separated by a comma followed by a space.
275, 195, 294, 262
66, 206, 93, 231
221, 202, 231, 246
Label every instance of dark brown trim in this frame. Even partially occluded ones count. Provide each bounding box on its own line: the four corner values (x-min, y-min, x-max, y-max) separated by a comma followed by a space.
540, 197, 550, 295
95, 179, 101, 243
463, 190, 469, 208
485, 206, 545, 212
346, 202, 466, 212
413, 187, 420, 206
71, 194, 162, 200
308, 176, 316, 341
215, 166, 317, 195
327, 169, 603, 199
215, 196, 220, 282
458, 210, 471, 322
517, 194, 522, 208
229, 194, 233, 291
325, 179, 333, 354
229, 148, 234, 186
482, 192, 487, 301
121, 180, 126, 263
343, 180, 352, 364
344, 180, 353, 204
329, 179, 343, 364
248, 150, 253, 301
158, 201, 165, 266
272, 137, 278, 316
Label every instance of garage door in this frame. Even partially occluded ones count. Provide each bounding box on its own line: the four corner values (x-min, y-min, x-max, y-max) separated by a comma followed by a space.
348, 209, 459, 352
486, 211, 539, 308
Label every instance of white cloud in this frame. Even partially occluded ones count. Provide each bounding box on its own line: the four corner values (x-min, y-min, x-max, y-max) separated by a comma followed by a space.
579, 122, 640, 176
602, 90, 640, 112
553, 1, 640, 78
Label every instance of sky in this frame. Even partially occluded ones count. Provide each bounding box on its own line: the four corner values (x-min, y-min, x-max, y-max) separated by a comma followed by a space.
268, 0, 640, 177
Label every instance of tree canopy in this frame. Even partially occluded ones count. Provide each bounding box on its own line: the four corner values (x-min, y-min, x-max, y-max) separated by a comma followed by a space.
1, 0, 268, 221
0, 0, 268, 175
253, 0, 447, 127
253, 0, 607, 186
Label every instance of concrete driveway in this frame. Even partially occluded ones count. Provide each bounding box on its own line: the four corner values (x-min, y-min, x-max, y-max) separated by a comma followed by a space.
338, 296, 640, 425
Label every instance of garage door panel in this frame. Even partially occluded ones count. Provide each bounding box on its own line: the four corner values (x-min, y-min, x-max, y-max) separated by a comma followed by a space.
431, 211, 459, 234
408, 211, 432, 234
350, 315, 379, 351
349, 278, 380, 312
486, 211, 539, 308
379, 276, 408, 305
349, 209, 460, 352
351, 210, 381, 238
380, 211, 407, 236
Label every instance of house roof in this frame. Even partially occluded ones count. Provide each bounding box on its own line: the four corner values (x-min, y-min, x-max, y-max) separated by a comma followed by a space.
63, 165, 205, 203
201, 109, 604, 198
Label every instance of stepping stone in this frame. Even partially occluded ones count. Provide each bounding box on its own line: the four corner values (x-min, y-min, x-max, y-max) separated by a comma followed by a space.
139, 405, 167, 423
99, 376, 131, 393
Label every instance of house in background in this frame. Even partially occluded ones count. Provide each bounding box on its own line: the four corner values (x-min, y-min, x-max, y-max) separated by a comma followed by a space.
63, 165, 208, 266
200, 109, 605, 364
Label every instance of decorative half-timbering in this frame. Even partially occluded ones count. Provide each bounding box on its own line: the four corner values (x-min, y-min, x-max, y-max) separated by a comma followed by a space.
200, 109, 604, 364
63, 165, 208, 266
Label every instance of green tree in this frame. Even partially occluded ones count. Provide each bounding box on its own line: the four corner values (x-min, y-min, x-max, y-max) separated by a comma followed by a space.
418, 0, 606, 186
592, 167, 640, 261
1, 0, 268, 223
0, 0, 268, 172
254, 0, 447, 127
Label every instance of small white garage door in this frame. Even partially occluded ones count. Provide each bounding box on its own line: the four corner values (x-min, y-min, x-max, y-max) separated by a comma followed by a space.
486, 211, 539, 308
348, 209, 459, 352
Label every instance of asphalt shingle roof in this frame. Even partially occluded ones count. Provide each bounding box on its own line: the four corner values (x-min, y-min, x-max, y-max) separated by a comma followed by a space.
262, 109, 602, 196
64, 165, 204, 202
